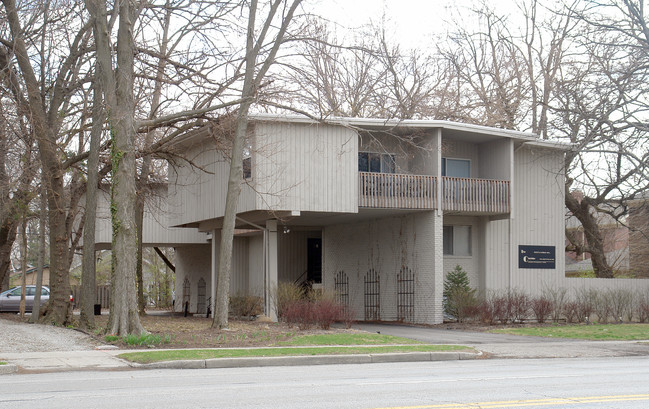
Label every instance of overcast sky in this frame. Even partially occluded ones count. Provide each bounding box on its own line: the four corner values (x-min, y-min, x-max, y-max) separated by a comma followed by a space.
311, 0, 524, 49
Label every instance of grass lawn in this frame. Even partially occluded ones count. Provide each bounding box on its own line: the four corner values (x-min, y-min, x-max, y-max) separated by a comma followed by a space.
117, 333, 473, 364
490, 324, 649, 340
277, 333, 423, 346
119, 344, 473, 364
0, 362, 6, 365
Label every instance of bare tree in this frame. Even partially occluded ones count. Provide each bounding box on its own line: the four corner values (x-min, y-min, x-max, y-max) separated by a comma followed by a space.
212, 0, 303, 329
1, 0, 97, 323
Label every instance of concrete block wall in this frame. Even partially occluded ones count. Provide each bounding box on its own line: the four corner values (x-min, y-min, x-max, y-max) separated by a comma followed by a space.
174, 244, 211, 313
442, 215, 482, 290
323, 211, 443, 324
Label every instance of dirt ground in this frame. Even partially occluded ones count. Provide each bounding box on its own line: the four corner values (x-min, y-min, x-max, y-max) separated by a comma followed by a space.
1, 310, 362, 349
98, 312, 368, 349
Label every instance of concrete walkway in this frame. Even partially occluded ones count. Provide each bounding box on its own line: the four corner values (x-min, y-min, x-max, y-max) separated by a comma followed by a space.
2, 323, 648, 374
353, 323, 649, 359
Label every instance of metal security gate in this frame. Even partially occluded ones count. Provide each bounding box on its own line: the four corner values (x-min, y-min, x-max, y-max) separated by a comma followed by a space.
397, 267, 415, 322
334, 271, 349, 309
364, 269, 380, 321
197, 278, 206, 314
182, 278, 191, 313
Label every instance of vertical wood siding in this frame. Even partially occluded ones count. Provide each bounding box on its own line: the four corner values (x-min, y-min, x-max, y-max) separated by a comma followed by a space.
93, 188, 207, 246
168, 144, 256, 227
483, 147, 566, 295
441, 139, 479, 177
254, 122, 357, 213
230, 237, 249, 295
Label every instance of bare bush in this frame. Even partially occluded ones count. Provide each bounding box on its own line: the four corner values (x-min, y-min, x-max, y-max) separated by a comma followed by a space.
607, 288, 633, 323
531, 297, 553, 323
273, 282, 306, 320
544, 287, 569, 322
229, 294, 264, 319
575, 288, 597, 323
510, 290, 531, 322
563, 301, 579, 323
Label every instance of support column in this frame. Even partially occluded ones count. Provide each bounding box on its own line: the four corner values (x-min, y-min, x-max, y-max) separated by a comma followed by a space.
210, 229, 220, 318
266, 220, 279, 321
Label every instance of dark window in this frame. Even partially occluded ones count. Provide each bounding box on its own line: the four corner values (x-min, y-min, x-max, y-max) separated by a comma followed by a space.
443, 225, 472, 256
359, 152, 396, 173
243, 157, 251, 179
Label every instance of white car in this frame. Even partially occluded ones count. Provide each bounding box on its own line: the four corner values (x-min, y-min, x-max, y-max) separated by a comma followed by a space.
0, 285, 50, 312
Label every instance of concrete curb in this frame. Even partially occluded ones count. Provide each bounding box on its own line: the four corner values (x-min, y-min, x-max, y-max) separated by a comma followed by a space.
140, 350, 482, 370
0, 363, 18, 375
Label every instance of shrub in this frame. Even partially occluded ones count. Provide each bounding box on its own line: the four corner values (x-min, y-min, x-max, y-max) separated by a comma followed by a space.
637, 293, 649, 323
280, 287, 348, 330
593, 290, 612, 324
273, 282, 306, 320
443, 265, 478, 322
479, 292, 511, 324
313, 299, 344, 330
575, 288, 597, 323
531, 297, 553, 323
543, 287, 568, 322
229, 294, 263, 319
563, 301, 578, 323
283, 300, 315, 330
509, 290, 531, 322
607, 288, 633, 323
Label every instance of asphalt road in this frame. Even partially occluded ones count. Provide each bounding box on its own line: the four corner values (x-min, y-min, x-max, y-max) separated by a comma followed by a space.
2, 356, 648, 409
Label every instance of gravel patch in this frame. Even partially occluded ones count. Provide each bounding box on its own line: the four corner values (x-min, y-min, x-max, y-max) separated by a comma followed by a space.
0, 315, 97, 353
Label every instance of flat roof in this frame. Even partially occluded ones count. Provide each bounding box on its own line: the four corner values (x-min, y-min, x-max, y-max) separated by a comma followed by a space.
248, 114, 572, 150
171, 113, 572, 151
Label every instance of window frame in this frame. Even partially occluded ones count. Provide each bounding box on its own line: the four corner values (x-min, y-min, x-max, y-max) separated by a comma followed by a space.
441, 157, 471, 178
443, 225, 472, 256
358, 151, 397, 174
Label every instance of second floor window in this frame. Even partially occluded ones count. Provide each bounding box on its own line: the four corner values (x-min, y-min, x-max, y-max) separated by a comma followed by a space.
243, 157, 251, 179
358, 152, 396, 173
442, 158, 470, 178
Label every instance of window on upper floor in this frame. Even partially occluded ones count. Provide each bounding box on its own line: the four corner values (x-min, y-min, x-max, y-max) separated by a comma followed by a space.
243, 157, 251, 179
442, 158, 470, 178
358, 152, 396, 173
443, 225, 472, 256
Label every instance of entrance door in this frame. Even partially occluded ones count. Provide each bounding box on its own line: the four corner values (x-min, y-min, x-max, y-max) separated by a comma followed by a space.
307, 238, 322, 283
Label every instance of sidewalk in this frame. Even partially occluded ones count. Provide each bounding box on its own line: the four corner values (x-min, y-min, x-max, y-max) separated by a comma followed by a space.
3, 338, 649, 374
2, 321, 649, 374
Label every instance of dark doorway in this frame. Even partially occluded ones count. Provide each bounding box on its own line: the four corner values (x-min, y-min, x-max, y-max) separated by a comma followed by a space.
307, 238, 322, 283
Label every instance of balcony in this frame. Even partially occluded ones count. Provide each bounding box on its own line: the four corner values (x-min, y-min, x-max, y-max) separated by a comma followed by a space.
359, 172, 436, 209
442, 177, 510, 214
358, 172, 510, 214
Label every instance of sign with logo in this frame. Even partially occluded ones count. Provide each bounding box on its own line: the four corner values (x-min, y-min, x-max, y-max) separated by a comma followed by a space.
518, 245, 556, 269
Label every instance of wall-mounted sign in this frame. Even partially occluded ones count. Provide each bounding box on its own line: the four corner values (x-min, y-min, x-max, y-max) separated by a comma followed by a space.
519, 245, 556, 269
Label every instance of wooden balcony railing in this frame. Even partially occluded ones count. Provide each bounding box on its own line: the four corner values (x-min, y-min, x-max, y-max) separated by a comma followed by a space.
442, 177, 510, 213
358, 172, 436, 209
358, 172, 511, 214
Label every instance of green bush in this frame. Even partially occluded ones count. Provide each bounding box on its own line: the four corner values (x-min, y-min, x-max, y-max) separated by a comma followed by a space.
443, 265, 478, 322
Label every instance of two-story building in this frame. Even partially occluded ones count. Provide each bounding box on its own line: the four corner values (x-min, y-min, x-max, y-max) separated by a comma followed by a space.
165, 115, 568, 324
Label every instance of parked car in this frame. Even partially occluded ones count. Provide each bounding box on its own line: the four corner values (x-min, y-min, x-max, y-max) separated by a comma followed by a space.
0, 285, 50, 312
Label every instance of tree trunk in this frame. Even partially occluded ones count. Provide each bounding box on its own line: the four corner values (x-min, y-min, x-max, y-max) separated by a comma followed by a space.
3, 0, 72, 325
19, 217, 27, 318
79, 80, 103, 329
212, 0, 302, 328
88, 0, 145, 335
29, 179, 47, 323
565, 186, 615, 278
